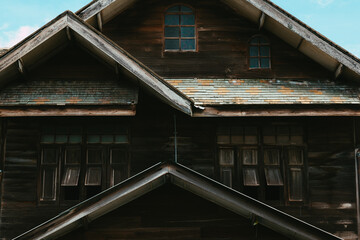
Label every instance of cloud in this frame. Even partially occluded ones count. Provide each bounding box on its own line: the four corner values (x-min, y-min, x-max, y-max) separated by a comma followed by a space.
0, 25, 38, 48
312, 0, 335, 6
0, 23, 9, 31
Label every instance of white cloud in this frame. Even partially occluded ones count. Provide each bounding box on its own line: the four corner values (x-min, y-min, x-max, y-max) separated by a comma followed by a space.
0, 25, 38, 48
0, 23, 9, 31
312, 0, 335, 7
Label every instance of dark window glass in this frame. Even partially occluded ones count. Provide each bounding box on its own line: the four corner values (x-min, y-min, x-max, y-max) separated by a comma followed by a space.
181, 15, 195, 25
165, 39, 180, 50
41, 168, 57, 200
289, 168, 303, 201
181, 39, 195, 50
61, 167, 80, 186
165, 27, 180, 37
87, 149, 103, 164
250, 58, 259, 68
221, 168, 232, 187
181, 27, 195, 37
243, 168, 260, 186
181, 5, 192, 12
165, 15, 179, 25
42, 149, 57, 164
85, 167, 102, 186
250, 46, 259, 57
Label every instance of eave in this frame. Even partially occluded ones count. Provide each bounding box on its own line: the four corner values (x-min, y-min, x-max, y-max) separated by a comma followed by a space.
77, 0, 360, 82
0, 11, 193, 116
13, 162, 341, 240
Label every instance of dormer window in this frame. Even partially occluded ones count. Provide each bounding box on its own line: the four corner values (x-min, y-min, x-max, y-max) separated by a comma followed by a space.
249, 36, 271, 69
164, 5, 196, 51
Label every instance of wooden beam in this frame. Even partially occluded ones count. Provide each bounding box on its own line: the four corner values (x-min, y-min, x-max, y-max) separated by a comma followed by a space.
96, 12, 103, 32
258, 12, 266, 30
193, 106, 360, 117
66, 26, 72, 41
296, 38, 304, 50
335, 63, 344, 79
17, 58, 28, 80
0, 106, 136, 117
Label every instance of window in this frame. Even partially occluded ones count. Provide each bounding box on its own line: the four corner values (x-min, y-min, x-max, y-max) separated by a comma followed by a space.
249, 36, 271, 69
218, 125, 305, 204
39, 125, 129, 203
164, 5, 196, 51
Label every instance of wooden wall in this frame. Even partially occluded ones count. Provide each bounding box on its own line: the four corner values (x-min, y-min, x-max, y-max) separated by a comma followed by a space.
102, 0, 333, 79
58, 184, 289, 240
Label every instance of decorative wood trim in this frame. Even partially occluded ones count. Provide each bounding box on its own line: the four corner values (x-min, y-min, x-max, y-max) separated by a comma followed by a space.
335, 63, 344, 79
259, 12, 266, 30
96, 12, 103, 32
0, 106, 136, 117
66, 26, 72, 41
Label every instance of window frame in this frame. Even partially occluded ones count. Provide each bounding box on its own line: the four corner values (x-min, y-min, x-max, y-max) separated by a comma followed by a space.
163, 4, 197, 52
248, 35, 271, 70
217, 124, 307, 206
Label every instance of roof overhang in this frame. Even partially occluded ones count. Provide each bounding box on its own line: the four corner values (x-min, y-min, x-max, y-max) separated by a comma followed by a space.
77, 0, 360, 82
0, 11, 193, 116
14, 162, 341, 240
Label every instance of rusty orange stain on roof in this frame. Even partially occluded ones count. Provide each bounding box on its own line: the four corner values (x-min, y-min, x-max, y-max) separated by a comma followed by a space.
98, 99, 111, 104
183, 87, 197, 95
298, 97, 312, 104
245, 88, 261, 95
199, 99, 215, 105
33, 97, 50, 104
264, 99, 281, 104
167, 80, 183, 86
233, 97, 247, 104
198, 79, 213, 86
309, 89, 323, 95
278, 86, 294, 94
330, 97, 345, 103
260, 80, 270, 84
66, 97, 82, 104
214, 87, 230, 95
228, 79, 244, 85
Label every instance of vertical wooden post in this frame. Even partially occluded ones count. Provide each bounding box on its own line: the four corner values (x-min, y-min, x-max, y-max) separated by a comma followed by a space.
353, 118, 360, 237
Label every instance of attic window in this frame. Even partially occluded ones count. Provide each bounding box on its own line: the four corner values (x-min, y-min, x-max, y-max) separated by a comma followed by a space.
249, 36, 271, 69
164, 5, 196, 51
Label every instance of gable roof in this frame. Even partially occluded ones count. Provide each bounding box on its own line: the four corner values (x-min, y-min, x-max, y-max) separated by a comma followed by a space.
0, 11, 193, 116
14, 162, 341, 240
77, 0, 360, 82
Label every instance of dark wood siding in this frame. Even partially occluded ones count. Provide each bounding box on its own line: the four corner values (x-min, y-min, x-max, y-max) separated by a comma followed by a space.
102, 0, 333, 79
58, 185, 290, 240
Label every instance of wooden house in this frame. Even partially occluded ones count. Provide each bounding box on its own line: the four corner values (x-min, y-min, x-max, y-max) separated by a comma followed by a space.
0, 0, 360, 239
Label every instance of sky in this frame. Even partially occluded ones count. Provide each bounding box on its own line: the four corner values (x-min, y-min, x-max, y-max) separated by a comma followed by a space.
0, 0, 359, 57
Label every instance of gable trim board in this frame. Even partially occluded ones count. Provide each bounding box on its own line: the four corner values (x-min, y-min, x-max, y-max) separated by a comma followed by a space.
0, 11, 193, 116
13, 162, 341, 240
77, 0, 360, 81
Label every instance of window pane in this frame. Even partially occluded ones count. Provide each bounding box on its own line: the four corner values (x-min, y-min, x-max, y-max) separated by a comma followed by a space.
167, 5, 180, 12
41, 134, 55, 143
264, 149, 280, 165
111, 149, 127, 164
243, 168, 259, 186
221, 168, 232, 187
85, 167, 102, 186
88, 135, 100, 143
65, 149, 81, 164
181, 39, 195, 50
87, 149, 103, 164
288, 149, 303, 165
165, 39, 180, 50
101, 135, 113, 143
115, 135, 128, 143
260, 46, 270, 57
42, 149, 57, 164
55, 135, 67, 143
181, 5, 193, 12
181, 27, 195, 37
219, 149, 234, 166
165, 27, 179, 37
61, 167, 80, 186
264, 168, 283, 186
260, 58, 270, 68
181, 14, 195, 25
242, 149, 257, 165
165, 15, 179, 25
69, 135, 82, 144
250, 58, 259, 68
41, 168, 57, 200
250, 46, 259, 57
289, 168, 303, 201
111, 167, 128, 186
